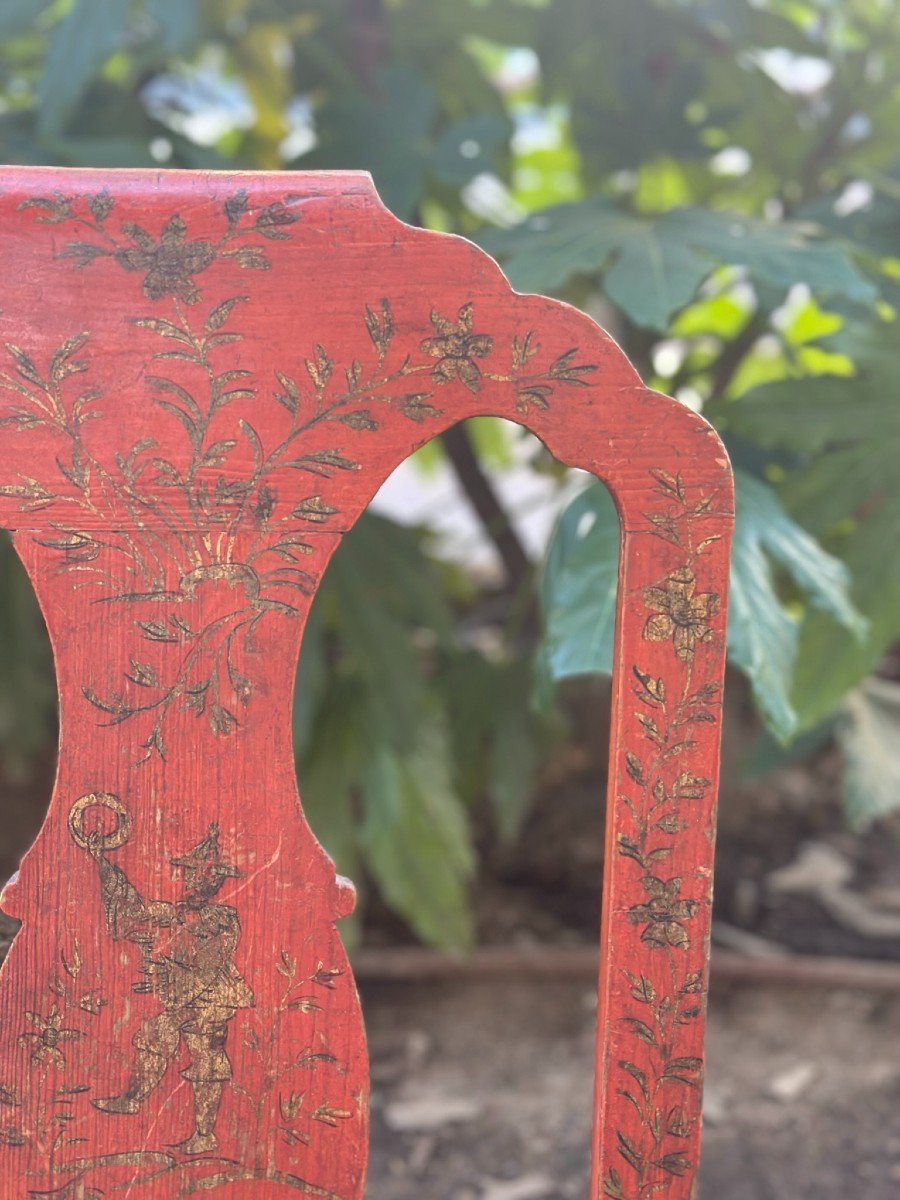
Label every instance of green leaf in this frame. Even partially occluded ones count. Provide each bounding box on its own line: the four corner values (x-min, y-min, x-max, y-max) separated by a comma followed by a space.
729, 316, 900, 730
838, 678, 900, 830
302, 66, 437, 220
486, 662, 543, 844
295, 675, 368, 951
537, 473, 861, 740
735, 471, 863, 636
45, 136, 155, 168
296, 677, 366, 884
728, 470, 864, 740
431, 114, 512, 186
800, 174, 900, 261
790, 496, 900, 732
145, 0, 201, 55
0, 534, 56, 780
603, 220, 710, 333
481, 198, 711, 329
0, 0, 46, 38
539, 481, 620, 678
293, 601, 326, 755
482, 201, 875, 329
727, 317, 899, 532
441, 651, 546, 843
361, 709, 474, 953
325, 515, 453, 750
741, 718, 836, 781
664, 208, 877, 308
38, 0, 132, 136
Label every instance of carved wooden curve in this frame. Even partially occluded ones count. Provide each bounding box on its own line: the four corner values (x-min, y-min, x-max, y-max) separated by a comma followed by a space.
0, 168, 733, 1200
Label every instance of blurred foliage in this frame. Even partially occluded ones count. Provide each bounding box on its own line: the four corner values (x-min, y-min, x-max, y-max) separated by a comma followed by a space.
1, 0, 899, 946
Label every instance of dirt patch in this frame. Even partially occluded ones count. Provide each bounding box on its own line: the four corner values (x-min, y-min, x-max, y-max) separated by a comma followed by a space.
361, 976, 900, 1200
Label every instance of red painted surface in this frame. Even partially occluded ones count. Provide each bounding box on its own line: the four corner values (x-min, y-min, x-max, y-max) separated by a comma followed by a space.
0, 168, 733, 1199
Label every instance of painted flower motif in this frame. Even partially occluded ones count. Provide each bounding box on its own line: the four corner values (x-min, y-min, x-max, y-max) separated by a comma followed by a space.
114, 215, 215, 303
420, 303, 493, 392
17, 1005, 80, 1069
642, 567, 719, 662
627, 875, 698, 949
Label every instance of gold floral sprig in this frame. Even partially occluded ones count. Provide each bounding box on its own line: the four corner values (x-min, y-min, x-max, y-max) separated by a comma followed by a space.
17, 187, 302, 304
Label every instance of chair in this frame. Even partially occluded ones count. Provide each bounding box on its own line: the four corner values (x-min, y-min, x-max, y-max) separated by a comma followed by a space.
0, 168, 732, 1199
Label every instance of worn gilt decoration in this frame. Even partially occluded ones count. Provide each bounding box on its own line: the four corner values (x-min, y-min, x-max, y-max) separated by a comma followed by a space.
0, 169, 733, 1200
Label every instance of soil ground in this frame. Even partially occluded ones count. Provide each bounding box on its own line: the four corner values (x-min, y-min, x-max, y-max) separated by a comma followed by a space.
361, 975, 900, 1200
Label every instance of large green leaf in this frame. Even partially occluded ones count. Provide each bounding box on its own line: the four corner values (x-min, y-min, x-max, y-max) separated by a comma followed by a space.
37, 0, 132, 136
537, 472, 862, 740
539, 482, 620, 679
0, 534, 56, 780
728, 316, 900, 729
481, 199, 712, 328
145, 0, 201, 55
481, 200, 875, 329
323, 514, 454, 750
485, 661, 543, 844
727, 470, 863, 740
790, 496, 900, 731
838, 677, 900, 830
0, 0, 46, 38
302, 66, 438, 220
442, 651, 545, 844
666, 208, 877, 308
727, 317, 899, 532
432, 114, 512, 186
361, 708, 475, 952
295, 513, 510, 949
535, 0, 708, 177
298, 664, 476, 953
297, 677, 368, 890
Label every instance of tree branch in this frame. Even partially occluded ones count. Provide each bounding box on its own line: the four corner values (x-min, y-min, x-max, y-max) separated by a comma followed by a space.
439, 424, 532, 594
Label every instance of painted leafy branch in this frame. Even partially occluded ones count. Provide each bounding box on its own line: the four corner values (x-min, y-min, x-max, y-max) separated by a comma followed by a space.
234, 948, 352, 1159
1, 939, 106, 1181
0, 200, 596, 763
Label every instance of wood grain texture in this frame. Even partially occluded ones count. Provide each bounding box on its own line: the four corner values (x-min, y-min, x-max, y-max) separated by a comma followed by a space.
0, 168, 733, 1199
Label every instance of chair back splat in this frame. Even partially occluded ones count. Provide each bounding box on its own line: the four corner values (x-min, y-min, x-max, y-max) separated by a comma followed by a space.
0, 169, 733, 1199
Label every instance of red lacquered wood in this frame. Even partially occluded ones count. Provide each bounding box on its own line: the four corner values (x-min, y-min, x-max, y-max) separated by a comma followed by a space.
0, 168, 733, 1200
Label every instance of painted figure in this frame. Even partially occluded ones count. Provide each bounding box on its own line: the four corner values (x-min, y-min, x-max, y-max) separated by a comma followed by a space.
71, 796, 253, 1155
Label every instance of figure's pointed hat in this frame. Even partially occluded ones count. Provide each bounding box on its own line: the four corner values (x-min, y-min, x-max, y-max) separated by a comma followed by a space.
170, 822, 241, 878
